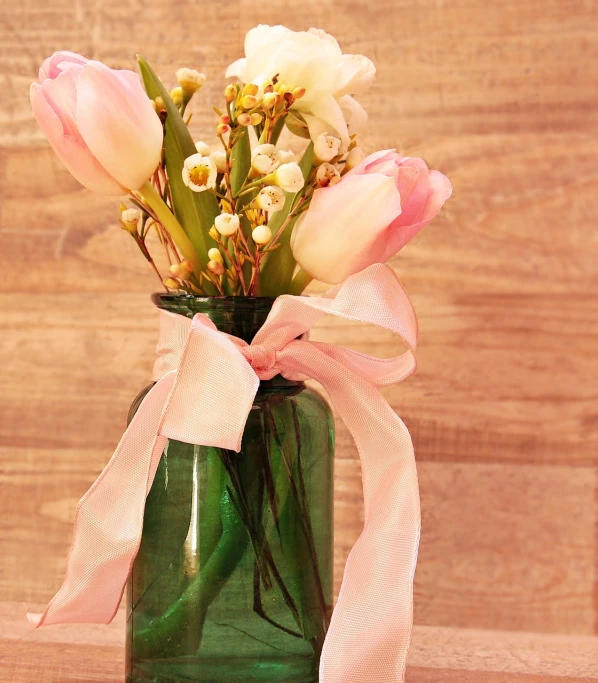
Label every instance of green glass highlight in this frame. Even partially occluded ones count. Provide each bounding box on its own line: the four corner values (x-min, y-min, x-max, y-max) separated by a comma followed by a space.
126, 296, 335, 682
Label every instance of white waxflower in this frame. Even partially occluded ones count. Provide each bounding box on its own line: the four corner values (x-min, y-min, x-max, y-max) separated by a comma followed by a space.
214, 212, 240, 236
120, 208, 141, 232
182, 154, 217, 192
255, 186, 286, 212
314, 133, 342, 163
252, 225, 272, 245
275, 149, 296, 165
211, 149, 227, 173
316, 162, 341, 187
226, 25, 375, 147
195, 141, 212, 156
345, 146, 366, 170
176, 68, 206, 94
251, 144, 277, 175
272, 162, 304, 193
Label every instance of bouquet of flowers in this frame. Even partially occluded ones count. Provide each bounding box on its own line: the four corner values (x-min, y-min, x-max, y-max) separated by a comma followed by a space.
30, 24, 451, 683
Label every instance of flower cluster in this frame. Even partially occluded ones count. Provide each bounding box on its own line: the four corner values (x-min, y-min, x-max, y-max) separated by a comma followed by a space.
30, 25, 452, 297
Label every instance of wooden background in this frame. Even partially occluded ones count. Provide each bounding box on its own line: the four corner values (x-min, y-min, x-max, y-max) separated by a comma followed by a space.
1, 0, 597, 645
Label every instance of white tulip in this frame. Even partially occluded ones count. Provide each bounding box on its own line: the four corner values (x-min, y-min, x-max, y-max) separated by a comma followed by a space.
272, 162, 304, 193
226, 25, 375, 147
313, 133, 342, 163
215, 212, 240, 236
182, 154, 217, 192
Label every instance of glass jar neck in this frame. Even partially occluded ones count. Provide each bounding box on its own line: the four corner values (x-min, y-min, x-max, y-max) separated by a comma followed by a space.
152, 294, 302, 390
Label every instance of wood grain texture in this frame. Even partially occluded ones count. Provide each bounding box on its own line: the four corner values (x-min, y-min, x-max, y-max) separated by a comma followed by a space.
0, 0, 597, 649
2, 604, 598, 682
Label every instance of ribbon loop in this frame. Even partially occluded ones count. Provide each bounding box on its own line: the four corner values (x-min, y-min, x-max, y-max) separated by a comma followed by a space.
29, 263, 421, 683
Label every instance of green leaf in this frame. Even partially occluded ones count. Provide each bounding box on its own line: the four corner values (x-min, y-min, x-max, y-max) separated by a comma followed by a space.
259, 142, 314, 296
137, 55, 219, 269
285, 111, 311, 140
229, 129, 251, 196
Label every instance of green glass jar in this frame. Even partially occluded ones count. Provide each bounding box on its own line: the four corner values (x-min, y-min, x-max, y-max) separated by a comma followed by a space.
126, 296, 335, 683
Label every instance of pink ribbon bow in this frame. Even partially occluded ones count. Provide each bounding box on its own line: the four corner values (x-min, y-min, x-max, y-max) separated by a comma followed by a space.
29, 263, 421, 683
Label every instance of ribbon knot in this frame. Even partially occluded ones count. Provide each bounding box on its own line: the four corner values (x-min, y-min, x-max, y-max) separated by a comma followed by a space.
240, 343, 278, 377
28, 264, 422, 683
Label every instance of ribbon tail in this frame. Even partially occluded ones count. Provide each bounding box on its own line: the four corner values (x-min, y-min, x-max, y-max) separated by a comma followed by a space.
281, 344, 420, 683
29, 373, 176, 626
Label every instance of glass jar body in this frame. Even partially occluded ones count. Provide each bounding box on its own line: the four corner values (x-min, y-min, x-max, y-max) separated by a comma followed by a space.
126, 296, 335, 683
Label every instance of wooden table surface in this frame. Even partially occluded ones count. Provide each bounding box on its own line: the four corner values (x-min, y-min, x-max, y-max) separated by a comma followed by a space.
2, 603, 597, 682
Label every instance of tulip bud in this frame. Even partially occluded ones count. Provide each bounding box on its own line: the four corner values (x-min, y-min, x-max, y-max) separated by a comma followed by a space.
241, 95, 258, 110
214, 212, 240, 236
243, 83, 259, 96
225, 83, 237, 103
316, 162, 341, 187
250, 113, 263, 126
169, 259, 194, 280
120, 207, 141, 234
252, 225, 272, 245
345, 146, 366, 171
208, 260, 225, 275
170, 87, 184, 107
255, 186, 286, 212
237, 112, 252, 126
175, 68, 206, 97
271, 162, 304, 193
163, 277, 181, 290
261, 92, 277, 110
313, 132, 342, 163
208, 247, 223, 264
291, 87, 305, 100
210, 149, 227, 174
217, 123, 230, 135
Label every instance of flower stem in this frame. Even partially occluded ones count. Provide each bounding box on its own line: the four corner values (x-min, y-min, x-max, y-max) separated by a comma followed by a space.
137, 181, 202, 273
288, 268, 313, 295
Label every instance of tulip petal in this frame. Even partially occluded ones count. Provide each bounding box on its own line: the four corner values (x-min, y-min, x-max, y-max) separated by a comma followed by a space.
335, 54, 376, 97
301, 95, 350, 149
76, 62, 163, 190
39, 51, 88, 81
339, 95, 368, 134
291, 173, 402, 284
30, 83, 125, 196
225, 58, 248, 81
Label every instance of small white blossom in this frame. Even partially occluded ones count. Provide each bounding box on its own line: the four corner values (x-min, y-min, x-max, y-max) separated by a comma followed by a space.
211, 149, 227, 173
176, 68, 206, 94
251, 144, 277, 175
214, 212, 240, 236
314, 133, 342, 163
255, 186, 286, 212
121, 208, 141, 231
252, 225, 272, 245
182, 154, 217, 192
316, 162, 341, 187
272, 162, 304, 193
195, 141, 212, 156
345, 147, 366, 171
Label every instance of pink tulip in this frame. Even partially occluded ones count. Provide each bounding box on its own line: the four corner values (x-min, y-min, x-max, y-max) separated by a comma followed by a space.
31, 51, 163, 196
291, 149, 452, 284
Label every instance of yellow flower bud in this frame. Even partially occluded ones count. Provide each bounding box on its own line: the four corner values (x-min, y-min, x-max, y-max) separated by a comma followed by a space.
237, 112, 252, 126
208, 248, 223, 264
209, 226, 220, 240
252, 225, 272, 246
261, 92, 277, 110
207, 260, 225, 275
241, 95, 258, 110
154, 96, 166, 111
170, 87, 184, 107
243, 83, 259, 97
163, 277, 180, 290
217, 123, 230, 135
275, 81, 288, 95
250, 113, 263, 126
292, 87, 306, 99
169, 260, 193, 280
